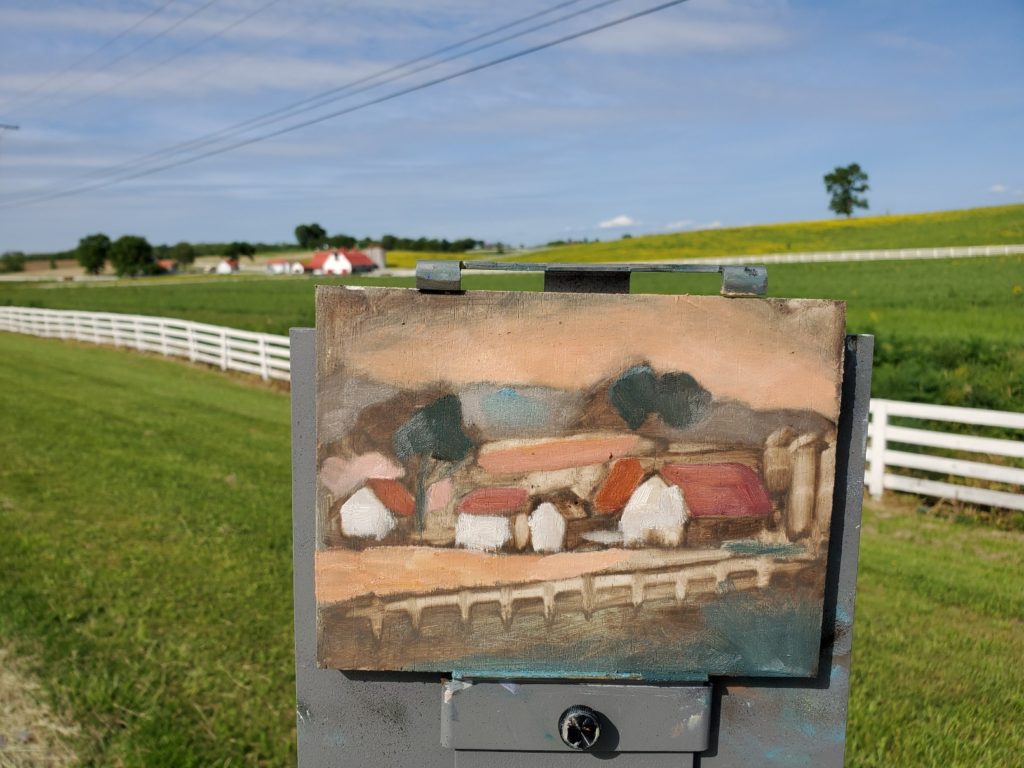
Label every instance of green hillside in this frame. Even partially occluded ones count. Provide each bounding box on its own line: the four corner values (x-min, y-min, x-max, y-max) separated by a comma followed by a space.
521, 203, 1024, 263
3, 254, 1021, 412
0, 333, 1021, 765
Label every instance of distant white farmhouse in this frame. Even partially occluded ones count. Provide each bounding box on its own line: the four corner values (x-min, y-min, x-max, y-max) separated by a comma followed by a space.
214, 258, 239, 275
304, 249, 378, 276
265, 258, 304, 275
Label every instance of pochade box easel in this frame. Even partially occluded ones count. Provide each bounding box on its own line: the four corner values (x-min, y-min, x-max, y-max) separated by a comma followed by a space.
290, 261, 872, 767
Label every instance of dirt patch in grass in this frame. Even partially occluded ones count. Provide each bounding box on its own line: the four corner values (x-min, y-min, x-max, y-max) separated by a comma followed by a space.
0, 646, 79, 767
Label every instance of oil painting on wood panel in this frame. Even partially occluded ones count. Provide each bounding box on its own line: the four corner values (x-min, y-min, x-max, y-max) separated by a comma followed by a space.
314, 286, 845, 679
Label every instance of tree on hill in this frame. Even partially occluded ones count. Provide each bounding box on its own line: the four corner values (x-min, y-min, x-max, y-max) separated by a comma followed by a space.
109, 235, 156, 277
824, 163, 869, 218
76, 233, 110, 275
224, 241, 256, 260
173, 241, 195, 268
294, 223, 326, 249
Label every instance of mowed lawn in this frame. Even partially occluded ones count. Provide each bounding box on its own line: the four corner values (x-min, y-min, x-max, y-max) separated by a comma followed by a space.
1, 333, 1022, 766
2, 253, 1022, 411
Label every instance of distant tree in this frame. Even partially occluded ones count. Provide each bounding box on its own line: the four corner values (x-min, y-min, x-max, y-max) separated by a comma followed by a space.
326, 233, 357, 249
173, 241, 196, 267
294, 223, 327, 249
824, 163, 869, 218
109, 236, 155, 277
0, 251, 26, 273
224, 241, 256, 260
76, 233, 110, 275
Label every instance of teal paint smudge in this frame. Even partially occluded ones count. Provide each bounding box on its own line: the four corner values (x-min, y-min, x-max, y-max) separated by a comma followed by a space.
699, 593, 821, 676
724, 540, 807, 557
442, 592, 819, 680
480, 387, 549, 431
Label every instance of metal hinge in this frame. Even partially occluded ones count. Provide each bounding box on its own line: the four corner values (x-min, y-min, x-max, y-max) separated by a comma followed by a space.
415, 260, 767, 296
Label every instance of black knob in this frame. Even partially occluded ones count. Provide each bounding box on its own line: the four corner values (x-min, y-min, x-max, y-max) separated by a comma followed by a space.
558, 705, 601, 750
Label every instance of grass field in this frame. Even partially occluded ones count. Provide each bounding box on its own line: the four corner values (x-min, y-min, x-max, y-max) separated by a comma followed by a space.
1, 332, 1021, 766
2, 253, 1022, 412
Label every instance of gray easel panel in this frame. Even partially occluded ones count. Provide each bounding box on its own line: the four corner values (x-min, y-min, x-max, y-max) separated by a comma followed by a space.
291, 327, 872, 768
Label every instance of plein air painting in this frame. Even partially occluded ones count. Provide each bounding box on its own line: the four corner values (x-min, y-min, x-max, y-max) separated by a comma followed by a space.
314, 286, 845, 680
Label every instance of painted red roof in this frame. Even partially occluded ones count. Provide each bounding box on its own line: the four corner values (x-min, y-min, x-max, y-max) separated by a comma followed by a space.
457, 487, 529, 516
156, 259, 176, 271
660, 463, 771, 518
367, 479, 415, 517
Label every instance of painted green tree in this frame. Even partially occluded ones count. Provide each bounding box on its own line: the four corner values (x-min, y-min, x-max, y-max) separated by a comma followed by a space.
609, 365, 711, 431
393, 395, 473, 531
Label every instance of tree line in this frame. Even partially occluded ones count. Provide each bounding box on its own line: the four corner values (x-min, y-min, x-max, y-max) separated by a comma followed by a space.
294, 222, 482, 253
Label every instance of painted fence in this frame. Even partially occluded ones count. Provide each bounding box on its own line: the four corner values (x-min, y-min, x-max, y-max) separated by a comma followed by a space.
2, 305, 1022, 511
0, 306, 290, 382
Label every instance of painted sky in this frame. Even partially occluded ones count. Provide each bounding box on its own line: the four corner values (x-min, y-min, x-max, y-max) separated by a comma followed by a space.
318, 288, 845, 418
0, 0, 1021, 251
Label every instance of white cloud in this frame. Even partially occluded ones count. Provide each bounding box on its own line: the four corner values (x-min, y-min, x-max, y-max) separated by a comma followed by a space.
990, 183, 1007, 193
598, 214, 635, 229
665, 219, 694, 230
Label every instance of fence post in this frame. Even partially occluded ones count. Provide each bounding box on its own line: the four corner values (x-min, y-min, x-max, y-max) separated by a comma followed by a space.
258, 335, 269, 381
867, 400, 888, 499
220, 329, 228, 370
132, 318, 141, 350
158, 319, 168, 357
186, 323, 197, 362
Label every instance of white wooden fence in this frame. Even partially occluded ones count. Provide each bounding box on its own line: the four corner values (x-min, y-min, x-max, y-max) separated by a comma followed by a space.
0, 306, 290, 382
678, 243, 1024, 266
867, 399, 1024, 511
2, 305, 1022, 511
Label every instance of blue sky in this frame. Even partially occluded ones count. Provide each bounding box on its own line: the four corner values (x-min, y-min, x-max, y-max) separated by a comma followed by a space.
0, 0, 1021, 252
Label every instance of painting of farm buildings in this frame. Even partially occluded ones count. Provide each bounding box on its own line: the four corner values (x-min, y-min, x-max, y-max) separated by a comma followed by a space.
315, 287, 846, 679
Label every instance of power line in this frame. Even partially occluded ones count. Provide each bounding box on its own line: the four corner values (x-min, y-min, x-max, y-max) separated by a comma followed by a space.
0, 0, 181, 114
0, 0, 691, 210
58, 0, 288, 114
15, 0, 226, 117
6, 0, 597, 194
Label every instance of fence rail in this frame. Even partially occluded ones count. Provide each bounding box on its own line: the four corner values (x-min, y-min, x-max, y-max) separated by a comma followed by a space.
3, 306, 1022, 511
866, 399, 1024, 511
0, 306, 290, 382
679, 243, 1024, 266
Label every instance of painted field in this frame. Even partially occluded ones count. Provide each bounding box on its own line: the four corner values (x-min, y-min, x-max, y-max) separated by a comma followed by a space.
1, 333, 1022, 765
1, 253, 1021, 413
